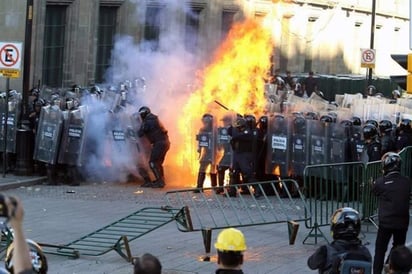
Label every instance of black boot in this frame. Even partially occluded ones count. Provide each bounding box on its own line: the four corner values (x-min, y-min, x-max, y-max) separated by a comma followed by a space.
150, 162, 165, 188
210, 173, 219, 193
217, 168, 226, 194
194, 172, 206, 193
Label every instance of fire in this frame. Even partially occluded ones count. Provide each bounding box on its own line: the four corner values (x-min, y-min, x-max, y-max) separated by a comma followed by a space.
176, 16, 275, 178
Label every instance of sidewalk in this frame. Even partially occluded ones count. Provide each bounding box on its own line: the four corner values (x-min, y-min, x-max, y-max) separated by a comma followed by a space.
0, 180, 410, 274
0, 174, 47, 190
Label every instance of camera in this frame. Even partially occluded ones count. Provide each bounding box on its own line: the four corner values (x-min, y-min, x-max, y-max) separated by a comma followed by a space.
0, 195, 16, 218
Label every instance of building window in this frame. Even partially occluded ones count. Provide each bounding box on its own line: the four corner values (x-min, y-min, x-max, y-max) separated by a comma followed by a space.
95, 6, 117, 83
42, 5, 66, 87
144, 6, 162, 51
185, 7, 202, 53
221, 10, 236, 41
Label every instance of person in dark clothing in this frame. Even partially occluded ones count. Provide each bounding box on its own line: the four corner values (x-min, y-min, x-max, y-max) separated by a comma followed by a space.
379, 120, 396, 155
214, 228, 246, 274
388, 245, 412, 274
362, 124, 382, 162
133, 253, 162, 274
308, 207, 372, 274
371, 152, 411, 274
137, 106, 170, 188
226, 117, 256, 197
303, 71, 318, 98
395, 118, 412, 152
194, 113, 217, 192
216, 114, 234, 194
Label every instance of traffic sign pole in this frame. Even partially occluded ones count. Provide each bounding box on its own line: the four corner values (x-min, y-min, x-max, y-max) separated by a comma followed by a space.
2, 78, 9, 178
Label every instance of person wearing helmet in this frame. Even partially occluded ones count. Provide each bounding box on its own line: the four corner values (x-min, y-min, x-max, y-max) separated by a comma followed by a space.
308, 207, 372, 273
303, 71, 318, 98
133, 253, 161, 274
379, 120, 396, 154
4, 196, 47, 274
194, 114, 217, 193
137, 106, 170, 188
365, 85, 377, 97
362, 124, 382, 162
371, 152, 411, 274
226, 117, 256, 197
214, 228, 247, 274
395, 118, 412, 152
216, 114, 234, 194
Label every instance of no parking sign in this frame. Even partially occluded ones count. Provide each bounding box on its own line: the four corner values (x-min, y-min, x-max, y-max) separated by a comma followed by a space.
0, 42, 23, 78
360, 48, 376, 69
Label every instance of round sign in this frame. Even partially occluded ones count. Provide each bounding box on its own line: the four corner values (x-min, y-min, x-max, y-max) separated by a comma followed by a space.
362, 49, 375, 63
0, 44, 20, 67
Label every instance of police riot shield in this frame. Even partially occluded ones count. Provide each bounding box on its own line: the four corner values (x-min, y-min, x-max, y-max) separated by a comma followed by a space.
196, 115, 218, 174
102, 90, 121, 113
0, 93, 21, 153
57, 105, 88, 166
307, 119, 328, 166
350, 125, 364, 162
329, 122, 350, 163
216, 114, 234, 168
33, 105, 64, 164
290, 116, 308, 178
266, 114, 290, 177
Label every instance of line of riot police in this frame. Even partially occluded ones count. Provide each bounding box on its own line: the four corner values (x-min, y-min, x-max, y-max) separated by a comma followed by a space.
24, 78, 150, 185
193, 108, 412, 197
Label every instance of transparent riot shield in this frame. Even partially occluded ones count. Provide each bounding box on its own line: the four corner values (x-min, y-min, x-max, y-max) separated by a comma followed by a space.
216, 113, 234, 168
58, 105, 88, 166
33, 105, 64, 164
196, 115, 218, 174
265, 114, 290, 178
102, 90, 121, 113
307, 119, 328, 166
0, 95, 21, 153
290, 116, 308, 178
350, 125, 364, 162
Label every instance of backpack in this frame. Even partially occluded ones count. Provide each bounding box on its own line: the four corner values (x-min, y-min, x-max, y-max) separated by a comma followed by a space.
325, 243, 372, 274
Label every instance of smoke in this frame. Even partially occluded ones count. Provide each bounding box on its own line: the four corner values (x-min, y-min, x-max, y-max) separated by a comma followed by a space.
81, 0, 205, 186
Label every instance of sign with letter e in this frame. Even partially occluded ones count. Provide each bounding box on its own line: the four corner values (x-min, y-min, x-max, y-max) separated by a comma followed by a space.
360, 48, 376, 69
0, 42, 23, 78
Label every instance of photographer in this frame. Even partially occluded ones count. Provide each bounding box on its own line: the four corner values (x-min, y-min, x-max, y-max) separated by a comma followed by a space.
3, 196, 42, 274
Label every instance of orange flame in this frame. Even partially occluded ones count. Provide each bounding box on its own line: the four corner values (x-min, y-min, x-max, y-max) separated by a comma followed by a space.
175, 1, 292, 181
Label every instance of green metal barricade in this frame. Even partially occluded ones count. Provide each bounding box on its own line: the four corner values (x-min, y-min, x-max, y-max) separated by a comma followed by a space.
303, 162, 364, 244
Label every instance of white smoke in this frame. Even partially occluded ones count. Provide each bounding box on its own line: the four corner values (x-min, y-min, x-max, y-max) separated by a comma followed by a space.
82, 0, 206, 185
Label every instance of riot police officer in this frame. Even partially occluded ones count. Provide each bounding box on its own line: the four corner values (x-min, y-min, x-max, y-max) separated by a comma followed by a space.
395, 118, 412, 152
371, 152, 411, 274
308, 207, 372, 273
379, 120, 396, 154
216, 114, 234, 194
226, 117, 255, 197
362, 124, 382, 162
194, 114, 217, 192
137, 106, 170, 188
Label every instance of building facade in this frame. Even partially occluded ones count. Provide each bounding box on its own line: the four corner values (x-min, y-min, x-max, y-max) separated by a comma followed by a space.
0, 0, 410, 91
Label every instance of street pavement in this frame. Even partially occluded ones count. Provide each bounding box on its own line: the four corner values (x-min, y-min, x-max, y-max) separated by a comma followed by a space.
0, 176, 410, 274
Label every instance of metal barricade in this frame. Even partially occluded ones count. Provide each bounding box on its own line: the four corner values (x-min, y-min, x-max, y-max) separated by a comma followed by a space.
165, 180, 311, 252
303, 162, 364, 244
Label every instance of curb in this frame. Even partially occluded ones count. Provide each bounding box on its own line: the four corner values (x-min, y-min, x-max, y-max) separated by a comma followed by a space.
0, 176, 47, 191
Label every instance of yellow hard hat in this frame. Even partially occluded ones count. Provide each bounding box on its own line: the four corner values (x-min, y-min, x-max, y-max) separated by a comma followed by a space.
214, 228, 247, 252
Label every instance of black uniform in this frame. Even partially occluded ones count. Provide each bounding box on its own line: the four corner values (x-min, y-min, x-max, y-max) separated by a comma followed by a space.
371, 171, 411, 274
364, 139, 382, 162
138, 112, 170, 186
215, 270, 244, 274
395, 131, 412, 152
307, 239, 372, 274
380, 134, 396, 155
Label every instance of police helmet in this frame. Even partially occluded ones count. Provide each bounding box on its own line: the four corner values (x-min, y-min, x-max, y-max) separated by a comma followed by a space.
202, 113, 213, 124
258, 116, 268, 130
5, 239, 48, 274
34, 98, 46, 108
392, 89, 401, 99
320, 115, 333, 124
351, 116, 362, 126
399, 118, 412, 133
363, 124, 378, 140
234, 117, 247, 129
366, 85, 376, 96
293, 116, 306, 132
365, 119, 379, 129
31, 88, 40, 97
378, 120, 393, 134
330, 207, 361, 240
244, 114, 256, 129
381, 152, 401, 175
138, 106, 151, 119
305, 112, 318, 120
340, 120, 353, 127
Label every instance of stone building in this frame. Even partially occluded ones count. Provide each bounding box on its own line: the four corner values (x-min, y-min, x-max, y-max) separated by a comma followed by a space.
0, 0, 410, 92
